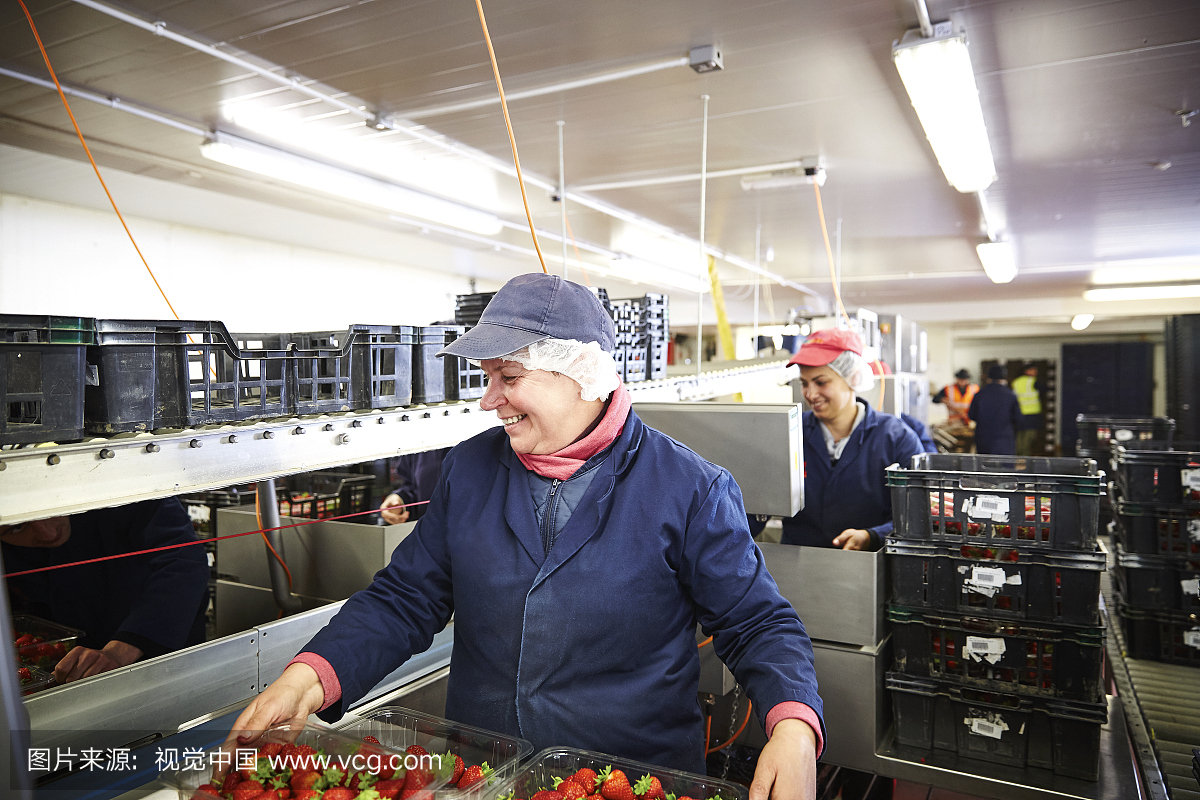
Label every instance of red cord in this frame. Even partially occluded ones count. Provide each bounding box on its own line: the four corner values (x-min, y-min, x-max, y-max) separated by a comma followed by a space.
2, 500, 429, 578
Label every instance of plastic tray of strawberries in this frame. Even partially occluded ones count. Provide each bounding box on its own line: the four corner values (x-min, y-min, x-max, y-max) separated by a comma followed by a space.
12, 614, 83, 670
336, 706, 534, 797
486, 747, 748, 800
17, 664, 54, 696
162, 721, 456, 800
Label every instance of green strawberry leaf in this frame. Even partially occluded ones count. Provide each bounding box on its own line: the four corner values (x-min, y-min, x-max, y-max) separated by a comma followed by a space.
324, 767, 344, 787
356, 789, 382, 800
665, 793, 677, 800
596, 766, 612, 784
270, 775, 288, 790
358, 771, 379, 789
552, 777, 564, 789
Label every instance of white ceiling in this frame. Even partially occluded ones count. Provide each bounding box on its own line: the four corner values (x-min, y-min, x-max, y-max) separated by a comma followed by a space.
1, 0, 1199, 329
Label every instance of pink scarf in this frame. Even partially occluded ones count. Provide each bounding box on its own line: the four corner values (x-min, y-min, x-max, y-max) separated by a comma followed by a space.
515, 383, 632, 480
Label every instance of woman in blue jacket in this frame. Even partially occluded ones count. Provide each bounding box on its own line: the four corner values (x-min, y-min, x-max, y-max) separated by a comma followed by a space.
233, 275, 824, 797
782, 329, 925, 551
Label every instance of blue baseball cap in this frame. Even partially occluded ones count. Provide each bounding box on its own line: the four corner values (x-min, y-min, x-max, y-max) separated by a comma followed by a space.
438, 273, 616, 360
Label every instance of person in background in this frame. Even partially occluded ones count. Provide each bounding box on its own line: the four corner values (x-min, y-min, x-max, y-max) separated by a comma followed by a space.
782, 329, 925, 550
901, 412, 939, 454
1012, 364, 1043, 456
2, 498, 209, 683
378, 449, 450, 524
969, 364, 1022, 455
932, 369, 978, 427
233, 274, 823, 794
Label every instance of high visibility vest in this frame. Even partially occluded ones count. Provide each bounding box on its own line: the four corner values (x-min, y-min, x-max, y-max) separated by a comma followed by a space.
1012, 374, 1042, 415
945, 383, 978, 423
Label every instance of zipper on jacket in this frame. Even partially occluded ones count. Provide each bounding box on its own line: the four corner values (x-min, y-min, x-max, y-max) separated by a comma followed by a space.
542, 478, 562, 554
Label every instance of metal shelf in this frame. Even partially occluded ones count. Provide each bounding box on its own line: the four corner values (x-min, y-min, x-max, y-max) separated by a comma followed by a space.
0, 360, 792, 524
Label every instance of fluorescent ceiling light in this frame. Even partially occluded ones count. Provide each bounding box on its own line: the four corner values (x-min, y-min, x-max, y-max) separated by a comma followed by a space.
1070, 314, 1094, 331
976, 241, 1017, 283
893, 23, 997, 193
740, 167, 826, 191
1091, 262, 1200, 285
200, 133, 502, 235
607, 257, 709, 294
1083, 284, 1200, 302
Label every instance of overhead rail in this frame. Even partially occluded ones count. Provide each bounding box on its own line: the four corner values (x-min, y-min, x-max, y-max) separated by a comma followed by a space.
0, 361, 793, 525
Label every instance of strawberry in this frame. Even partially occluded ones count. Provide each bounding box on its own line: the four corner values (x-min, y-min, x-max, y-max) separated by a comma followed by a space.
457, 762, 492, 789
376, 779, 405, 799
363, 736, 382, 745
633, 776, 665, 800
531, 792, 564, 800
404, 760, 434, 791
232, 780, 265, 800
599, 768, 635, 800
557, 781, 588, 800
401, 790, 432, 800
260, 743, 284, 758
17, 667, 31, 681
277, 791, 290, 800
449, 754, 465, 784
222, 771, 242, 794
322, 789, 356, 800
290, 771, 319, 793
293, 792, 320, 800
293, 745, 318, 771
14, 634, 34, 647
406, 745, 429, 758
192, 785, 222, 799
257, 791, 281, 800
570, 770, 598, 791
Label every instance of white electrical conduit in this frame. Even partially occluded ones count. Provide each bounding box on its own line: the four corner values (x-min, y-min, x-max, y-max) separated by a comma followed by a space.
697, 94, 709, 377
574, 160, 807, 192
558, 120, 568, 280
66, 0, 825, 302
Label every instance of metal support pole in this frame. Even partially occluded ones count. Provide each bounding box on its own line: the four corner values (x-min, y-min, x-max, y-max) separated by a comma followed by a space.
558, 120, 568, 279
835, 218, 843, 301
753, 223, 761, 357
257, 479, 303, 615
697, 94, 710, 376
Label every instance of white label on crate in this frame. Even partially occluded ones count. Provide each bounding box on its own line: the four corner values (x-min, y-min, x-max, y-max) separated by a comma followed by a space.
965, 495, 1010, 522
965, 636, 1007, 664
1182, 578, 1200, 597
187, 504, 211, 523
1190, 520, 1200, 542
966, 716, 1007, 740
1183, 469, 1200, 490
1114, 429, 1134, 442
1184, 630, 1200, 649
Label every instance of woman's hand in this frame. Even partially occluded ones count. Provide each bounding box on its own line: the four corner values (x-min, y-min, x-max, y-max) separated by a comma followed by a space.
832, 529, 871, 550
226, 663, 325, 746
749, 719, 817, 800
379, 493, 410, 525
54, 641, 141, 683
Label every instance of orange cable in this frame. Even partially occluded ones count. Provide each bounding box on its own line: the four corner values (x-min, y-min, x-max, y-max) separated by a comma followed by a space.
563, 213, 592, 286
703, 714, 712, 762
474, 0, 547, 274
697, 636, 713, 649
706, 699, 753, 754
17, 0, 182, 321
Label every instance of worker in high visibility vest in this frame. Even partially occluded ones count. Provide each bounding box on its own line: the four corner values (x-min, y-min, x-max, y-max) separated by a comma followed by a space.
1012, 364, 1043, 455
932, 369, 979, 427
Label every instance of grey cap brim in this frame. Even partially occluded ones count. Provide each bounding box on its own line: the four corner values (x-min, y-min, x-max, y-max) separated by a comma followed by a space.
436, 322, 551, 360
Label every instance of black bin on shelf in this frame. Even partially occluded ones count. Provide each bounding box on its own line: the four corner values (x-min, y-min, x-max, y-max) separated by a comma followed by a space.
1114, 500, 1200, 557
279, 472, 376, 521
1115, 596, 1200, 667
1113, 441, 1200, 507
887, 453, 1103, 552
411, 325, 471, 405
0, 315, 93, 445
1076, 415, 1174, 459
1114, 545, 1200, 613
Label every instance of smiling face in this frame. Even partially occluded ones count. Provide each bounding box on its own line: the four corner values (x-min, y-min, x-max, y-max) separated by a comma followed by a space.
799, 364, 856, 422
0, 516, 71, 548
478, 359, 606, 454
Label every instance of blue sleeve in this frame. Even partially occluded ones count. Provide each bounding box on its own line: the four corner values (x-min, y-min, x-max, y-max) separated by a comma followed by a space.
303, 459, 456, 720
866, 423, 926, 549
968, 393, 980, 422
113, 498, 210, 656
680, 471, 825, 743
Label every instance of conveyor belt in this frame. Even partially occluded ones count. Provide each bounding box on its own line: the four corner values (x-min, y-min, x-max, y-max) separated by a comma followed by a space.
1103, 546, 1200, 800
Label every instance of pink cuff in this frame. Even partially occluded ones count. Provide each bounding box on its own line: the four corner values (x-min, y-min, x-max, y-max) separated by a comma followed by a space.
288, 653, 342, 713
765, 702, 824, 758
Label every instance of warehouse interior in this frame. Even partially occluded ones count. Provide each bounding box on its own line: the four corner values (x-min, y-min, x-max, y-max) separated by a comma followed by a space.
2, 1, 1199, 799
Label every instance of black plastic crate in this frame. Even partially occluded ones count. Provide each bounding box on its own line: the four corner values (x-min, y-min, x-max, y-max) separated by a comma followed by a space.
886, 541, 1105, 626
1113, 441, 1200, 507
1115, 597, 1200, 666
887, 454, 1103, 552
411, 325, 462, 405
181, 484, 258, 538
0, 315, 93, 444
887, 673, 1106, 780
1114, 544, 1200, 613
86, 319, 290, 433
888, 606, 1104, 702
435, 326, 484, 401
1114, 500, 1200, 556
280, 472, 375, 521
1076, 415, 1174, 458
454, 292, 496, 328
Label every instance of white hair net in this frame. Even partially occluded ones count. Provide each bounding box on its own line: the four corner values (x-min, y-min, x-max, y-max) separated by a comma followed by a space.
472, 338, 621, 402
827, 350, 876, 392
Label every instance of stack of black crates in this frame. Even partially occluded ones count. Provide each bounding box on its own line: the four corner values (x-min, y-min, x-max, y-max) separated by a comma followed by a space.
454, 289, 668, 384
1105, 431, 1200, 668
884, 453, 1108, 781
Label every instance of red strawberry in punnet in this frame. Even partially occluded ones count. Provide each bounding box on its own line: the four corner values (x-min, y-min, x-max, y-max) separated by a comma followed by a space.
321, 788, 357, 800
376, 778, 405, 798
232, 780, 265, 800
292, 792, 320, 800
598, 768, 635, 800
556, 780, 588, 800
633, 775, 665, 800
406, 745, 430, 758
531, 791, 564, 800
571, 769, 598, 791
457, 762, 493, 789
289, 770, 319, 793
449, 754, 465, 784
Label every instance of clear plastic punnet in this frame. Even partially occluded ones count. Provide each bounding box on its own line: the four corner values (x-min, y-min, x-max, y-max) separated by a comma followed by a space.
162, 721, 456, 800
484, 747, 748, 800
12, 614, 84, 671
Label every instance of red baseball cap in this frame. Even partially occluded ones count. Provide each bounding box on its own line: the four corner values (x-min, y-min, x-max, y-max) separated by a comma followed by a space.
788, 328, 864, 367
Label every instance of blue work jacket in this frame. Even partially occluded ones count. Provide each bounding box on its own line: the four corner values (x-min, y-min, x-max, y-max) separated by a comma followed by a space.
781, 401, 924, 550
304, 409, 824, 773
969, 382, 1021, 455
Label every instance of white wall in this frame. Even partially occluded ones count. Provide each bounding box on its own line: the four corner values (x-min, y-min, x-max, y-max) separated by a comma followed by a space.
0, 193, 475, 331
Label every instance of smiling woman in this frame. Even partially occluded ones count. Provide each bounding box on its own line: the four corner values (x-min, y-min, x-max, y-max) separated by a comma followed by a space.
232, 273, 824, 790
